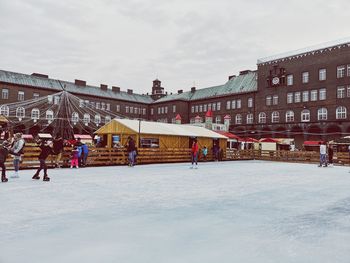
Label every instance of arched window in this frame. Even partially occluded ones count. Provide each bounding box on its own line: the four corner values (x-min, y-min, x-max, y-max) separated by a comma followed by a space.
16, 107, 25, 119
94, 114, 101, 125
235, 114, 242, 124
83, 114, 90, 125
31, 108, 40, 120
0, 105, 9, 117
318, 108, 328, 121
105, 115, 111, 124
71, 112, 79, 124
271, 111, 279, 123
285, 110, 294, 122
336, 106, 347, 119
246, 114, 253, 124
258, 112, 266, 123
301, 109, 310, 122
46, 110, 54, 123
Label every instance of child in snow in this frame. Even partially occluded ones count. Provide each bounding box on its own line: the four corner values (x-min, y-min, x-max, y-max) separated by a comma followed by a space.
0, 141, 10, 182
71, 146, 79, 168
32, 140, 52, 181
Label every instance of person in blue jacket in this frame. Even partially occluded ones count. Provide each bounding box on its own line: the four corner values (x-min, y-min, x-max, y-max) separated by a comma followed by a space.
81, 143, 89, 166
74, 138, 83, 167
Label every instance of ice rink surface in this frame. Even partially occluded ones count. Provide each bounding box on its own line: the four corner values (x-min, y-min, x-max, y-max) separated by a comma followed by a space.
1, 160, 350, 263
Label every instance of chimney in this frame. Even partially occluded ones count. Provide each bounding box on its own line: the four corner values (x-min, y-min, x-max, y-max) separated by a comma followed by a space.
228, 75, 236, 80
112, 86, 120, 93
178, 89, 183, 94
191, 87, 196, 93
127, 89, 133, 94
100, 84, 108, 91
31, 73, 49, 78
75, 79, 86, 86
239, 70, 251, 75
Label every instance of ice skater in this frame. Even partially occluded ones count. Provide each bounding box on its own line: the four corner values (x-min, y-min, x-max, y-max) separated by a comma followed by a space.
126, 136, 136, 167
318, 142, 327, 167
70, 146, 79, 168
191, 138, 199, 169
0, 141, 10, 182
32, 140, 52, 181
9, 133, 25, 178
328, 144, 334, 167
201, 146, 208, 162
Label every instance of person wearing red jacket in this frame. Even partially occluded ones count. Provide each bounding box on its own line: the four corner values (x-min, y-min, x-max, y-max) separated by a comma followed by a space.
191, 138, 199, 169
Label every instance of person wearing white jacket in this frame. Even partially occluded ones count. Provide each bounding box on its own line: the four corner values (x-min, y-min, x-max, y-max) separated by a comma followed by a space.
318, 142, 327, 167
10, 133, 25, 178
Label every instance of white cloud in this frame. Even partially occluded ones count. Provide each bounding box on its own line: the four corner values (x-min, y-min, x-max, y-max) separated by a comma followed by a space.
0, 0, 349, 94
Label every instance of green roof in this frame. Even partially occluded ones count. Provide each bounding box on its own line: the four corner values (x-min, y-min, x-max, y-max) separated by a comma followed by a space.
0, 70, 153, 104
154, 71, 257, 103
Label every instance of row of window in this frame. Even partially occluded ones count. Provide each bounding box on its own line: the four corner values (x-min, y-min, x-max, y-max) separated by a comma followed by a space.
1, 89, 40, 101
125, 106, 147, 115
154, 105, 176, 115
336, 85, 350, 98
285, 88, 327, 105
236, 106, 347, 125
191, 102, 222, 114
285, 65, 350, 86
78, 99, 147, 115
0, 106, 112, 125
184, 106, 348, 125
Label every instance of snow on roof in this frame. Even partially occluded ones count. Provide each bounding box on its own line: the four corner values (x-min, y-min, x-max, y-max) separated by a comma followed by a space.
113, 118, 227, 139
257, 37, 350, 64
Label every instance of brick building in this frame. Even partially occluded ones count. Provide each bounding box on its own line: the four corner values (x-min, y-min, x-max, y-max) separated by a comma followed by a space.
0, 38, 349, 146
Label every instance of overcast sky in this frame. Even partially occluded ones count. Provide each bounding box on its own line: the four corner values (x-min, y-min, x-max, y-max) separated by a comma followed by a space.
0, 0, 349, 95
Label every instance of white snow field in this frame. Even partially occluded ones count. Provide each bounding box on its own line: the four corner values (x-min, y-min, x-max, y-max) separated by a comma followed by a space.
1, 160, 350, 263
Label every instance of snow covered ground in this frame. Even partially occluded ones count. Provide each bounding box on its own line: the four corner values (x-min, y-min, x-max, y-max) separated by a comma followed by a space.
1, 160, 350, 263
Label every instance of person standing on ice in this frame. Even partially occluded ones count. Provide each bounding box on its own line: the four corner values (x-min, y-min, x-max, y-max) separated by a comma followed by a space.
70, 146, 79, 168
202, 146, 208, 162
9, 133, 25, 178
318, 142, 327, 167
126, 136, 136, 167
0, 141, 10, 182
191, 138, 199, 169
327, 143, 334, 167
74, 138, 83, 167
52, 134, 64, 168
32, 140, 52, 181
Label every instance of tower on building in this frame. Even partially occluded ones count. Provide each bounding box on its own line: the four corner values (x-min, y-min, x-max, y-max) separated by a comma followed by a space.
151, 79, 166, 100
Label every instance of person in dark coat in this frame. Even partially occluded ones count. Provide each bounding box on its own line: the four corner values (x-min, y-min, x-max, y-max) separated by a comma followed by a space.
53, 134, 64, 168
32, 140, 52, 181
0, 141, 10, 182
328, 144, 334, 166
126, 136, 136, 166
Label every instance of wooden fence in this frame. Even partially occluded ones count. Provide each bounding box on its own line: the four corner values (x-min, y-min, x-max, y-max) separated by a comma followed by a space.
4, 147, 350, 170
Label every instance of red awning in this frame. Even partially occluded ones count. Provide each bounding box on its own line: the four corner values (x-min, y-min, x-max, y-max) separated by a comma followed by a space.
240, 137, 259, 143
215, 131, 241, 140
303, 141, 324, 146
260, 138, 279, 143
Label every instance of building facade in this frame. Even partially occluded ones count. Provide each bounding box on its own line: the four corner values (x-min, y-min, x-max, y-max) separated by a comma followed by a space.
0, 38, 350, 146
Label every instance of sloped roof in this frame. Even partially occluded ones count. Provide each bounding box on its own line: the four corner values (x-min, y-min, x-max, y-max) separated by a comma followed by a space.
103, 118, 227, 139
257, 37, 350, 64
154, 71, 257, 103
0, 70, 153, 104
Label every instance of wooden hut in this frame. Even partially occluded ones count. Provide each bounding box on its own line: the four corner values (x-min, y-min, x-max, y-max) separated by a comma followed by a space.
95, 118, 227, 150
